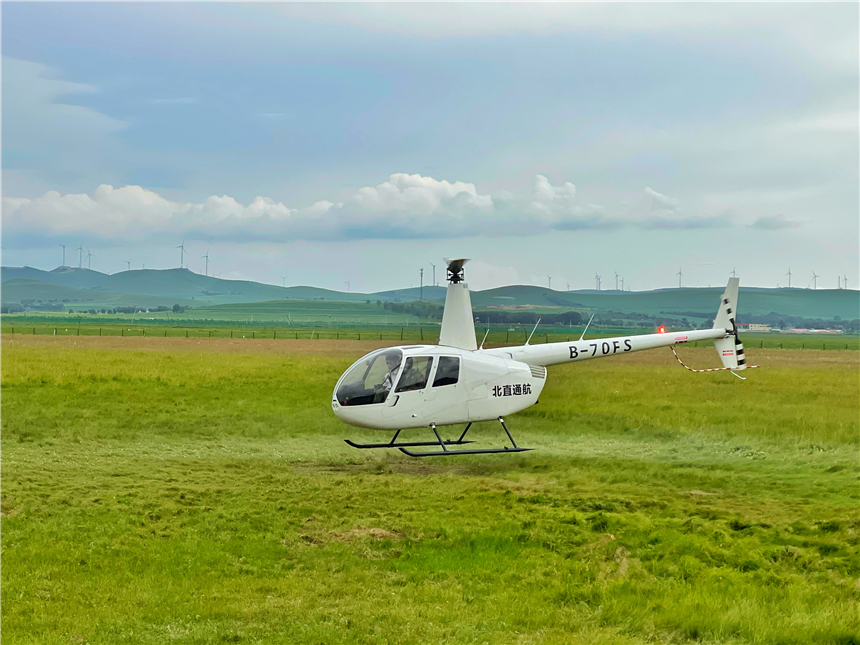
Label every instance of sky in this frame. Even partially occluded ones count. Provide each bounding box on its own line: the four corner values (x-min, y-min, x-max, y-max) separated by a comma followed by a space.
2, 2, 858, 293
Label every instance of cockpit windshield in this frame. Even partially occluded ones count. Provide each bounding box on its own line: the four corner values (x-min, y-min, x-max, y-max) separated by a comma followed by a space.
335, 349, 403, 406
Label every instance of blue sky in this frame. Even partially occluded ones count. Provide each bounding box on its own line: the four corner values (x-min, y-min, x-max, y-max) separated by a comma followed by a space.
2, 3, 857, 292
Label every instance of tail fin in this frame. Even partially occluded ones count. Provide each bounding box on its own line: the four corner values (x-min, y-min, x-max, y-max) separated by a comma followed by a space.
712, 278, 746, 370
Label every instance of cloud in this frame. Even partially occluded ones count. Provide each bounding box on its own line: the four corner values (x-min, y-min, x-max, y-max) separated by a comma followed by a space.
2, 57, 126, 188
2, 173, 747, 244
782, 111, 859, 135
644, 187, 680, 213
634, 188, 733, 230
750, 215, 802, 230
643, 214, 734, 230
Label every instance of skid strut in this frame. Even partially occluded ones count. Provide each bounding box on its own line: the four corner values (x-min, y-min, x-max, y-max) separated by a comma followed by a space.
398, 417, 533, 457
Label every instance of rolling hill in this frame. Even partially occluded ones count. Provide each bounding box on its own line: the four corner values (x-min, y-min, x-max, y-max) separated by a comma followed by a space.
1, 267, 445, 305
1, 278, 197, 309
471, 285, 859, 320
2, 265, 857, 320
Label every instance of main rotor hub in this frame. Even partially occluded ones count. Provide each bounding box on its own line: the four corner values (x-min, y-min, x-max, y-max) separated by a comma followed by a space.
445, 258, 469, 284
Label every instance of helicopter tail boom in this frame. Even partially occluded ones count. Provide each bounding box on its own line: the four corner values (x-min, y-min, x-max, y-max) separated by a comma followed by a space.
486, 326, 730, 367
483, 278, 747, 372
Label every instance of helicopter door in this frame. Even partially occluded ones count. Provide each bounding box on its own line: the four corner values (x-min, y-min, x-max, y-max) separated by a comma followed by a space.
381, 356, 434, 421
423, 356, 467, 426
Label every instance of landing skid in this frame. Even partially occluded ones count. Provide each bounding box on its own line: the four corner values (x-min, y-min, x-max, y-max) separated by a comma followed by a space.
399, 417, 532, 457
343, 428, 475, 450
345, 419, 533, 457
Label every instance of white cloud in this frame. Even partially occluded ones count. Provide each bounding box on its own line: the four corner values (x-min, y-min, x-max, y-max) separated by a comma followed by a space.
783, 111, 859, 134
636, 187, 733, 229
644, 187, 680, 213
2, 173, 755, 245
750, 215, 802, 230
271, 3, 857, 65
529, 175, 576, 220
464, 260, 522, 291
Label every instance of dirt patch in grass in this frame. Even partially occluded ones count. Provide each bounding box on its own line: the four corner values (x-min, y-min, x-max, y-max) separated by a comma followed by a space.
1, 495, 20, 518
330, 526, 402, 542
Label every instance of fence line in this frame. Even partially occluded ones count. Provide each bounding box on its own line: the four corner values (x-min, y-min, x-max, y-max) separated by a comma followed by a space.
0, 324, 856, 350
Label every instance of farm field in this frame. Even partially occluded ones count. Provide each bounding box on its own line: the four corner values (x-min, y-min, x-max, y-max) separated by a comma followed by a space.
2, 336, 858, 644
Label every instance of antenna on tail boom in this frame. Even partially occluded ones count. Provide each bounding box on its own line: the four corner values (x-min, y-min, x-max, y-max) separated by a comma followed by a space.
525, 318, 542, 345
579, 313, 595, 341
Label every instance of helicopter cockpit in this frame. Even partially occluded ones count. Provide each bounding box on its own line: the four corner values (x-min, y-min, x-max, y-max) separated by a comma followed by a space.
335, 348, 404, 406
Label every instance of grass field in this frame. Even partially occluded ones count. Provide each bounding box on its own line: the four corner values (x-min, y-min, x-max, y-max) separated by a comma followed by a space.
1, 322, 858, 351
2, 336, 858, 644
1, 299, 438, 326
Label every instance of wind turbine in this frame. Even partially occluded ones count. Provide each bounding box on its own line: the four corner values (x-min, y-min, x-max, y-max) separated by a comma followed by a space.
280, 275, 288, 287
429, 262, 436, 287
614, 271, 620, 291
844, 275, 849, 290
566, 281, 570, 292
176, 240, 186, 268
785, 268, 793, 288
125, 260, 131, 271
201, 249, 210, 276
811, 271, 819, 290
547, 275, 552, 290
676, 267, 683, 288
59, 244, 66, 267
594, 273, 601, 290
620, 276, 625, 291
86, 249, 95, 270
77, 244, 84, 268
343, 280, 351, 293
731, 267, 737, 278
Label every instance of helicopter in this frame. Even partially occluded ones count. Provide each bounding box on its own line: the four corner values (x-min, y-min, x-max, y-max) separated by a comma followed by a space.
332, 259, 751, 457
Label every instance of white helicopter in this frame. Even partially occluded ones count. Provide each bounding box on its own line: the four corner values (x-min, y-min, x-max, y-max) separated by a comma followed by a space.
332, 259, 751, 457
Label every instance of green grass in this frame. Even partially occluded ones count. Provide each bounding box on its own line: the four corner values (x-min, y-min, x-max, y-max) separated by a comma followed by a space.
2, 338, 858, 644
2, 322, 859, 350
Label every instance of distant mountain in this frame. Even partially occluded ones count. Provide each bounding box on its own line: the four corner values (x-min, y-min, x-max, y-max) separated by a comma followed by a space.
471, 285, 859, 320
1, 278, 197, 309
375, 285, 447, 301
2, 266, 857, 320
1, 267, 398, 304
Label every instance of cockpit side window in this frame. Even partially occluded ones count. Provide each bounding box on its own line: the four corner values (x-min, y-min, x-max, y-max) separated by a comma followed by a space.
395, 356, 434, 393
432, 356, 460, 387
336, 349, 403, 406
